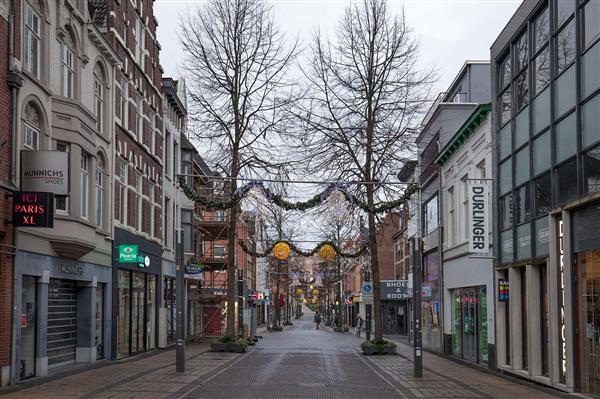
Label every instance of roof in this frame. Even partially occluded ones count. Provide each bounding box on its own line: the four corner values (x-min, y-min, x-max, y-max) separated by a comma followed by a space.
434, 104, 491, 166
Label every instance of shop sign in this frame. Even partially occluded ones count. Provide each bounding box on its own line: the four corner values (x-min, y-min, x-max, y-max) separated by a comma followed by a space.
21, 150, 69, 196
498, 279, 509, 302
558, 218, 567, 383
12, 191, 54, 227
185, 263, 203, 280
59, 263, 84, 276
118, 245, 139, 263
380, 280, 408, 300
468, 179, 489, 254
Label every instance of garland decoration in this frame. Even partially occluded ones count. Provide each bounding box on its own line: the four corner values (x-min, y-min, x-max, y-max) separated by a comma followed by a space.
177, 175, 418, 215
318, 244, 336, 260
273, 242, 292, 261
238, 239, 369, 259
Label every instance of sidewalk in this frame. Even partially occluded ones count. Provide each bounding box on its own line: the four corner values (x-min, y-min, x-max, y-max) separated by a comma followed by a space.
0, 343, 241, 399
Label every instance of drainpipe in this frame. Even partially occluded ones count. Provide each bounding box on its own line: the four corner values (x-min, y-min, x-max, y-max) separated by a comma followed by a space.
7, 0, 23, 385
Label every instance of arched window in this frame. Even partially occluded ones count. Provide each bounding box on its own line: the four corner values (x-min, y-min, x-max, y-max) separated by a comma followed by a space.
94, 64, 106, 134
24, 0, 42, 78
22, 103, 41, 150
62, 30, 76, 98
95, 155, 105, 228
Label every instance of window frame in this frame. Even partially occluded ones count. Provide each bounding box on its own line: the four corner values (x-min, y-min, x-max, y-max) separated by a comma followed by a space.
80, 153, 89, 220
62, 37, 75, 99
94, 69, 104, 134
118, 159, 127, 225
24, 2, 41, 79
95, 164, 103, 228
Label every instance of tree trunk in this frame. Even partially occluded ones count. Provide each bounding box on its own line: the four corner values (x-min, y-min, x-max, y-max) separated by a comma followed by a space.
226, 204, 238, 336
366, 184, 382, 339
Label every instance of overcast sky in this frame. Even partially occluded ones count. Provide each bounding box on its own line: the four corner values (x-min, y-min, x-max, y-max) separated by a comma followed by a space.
155, 0, 522, 93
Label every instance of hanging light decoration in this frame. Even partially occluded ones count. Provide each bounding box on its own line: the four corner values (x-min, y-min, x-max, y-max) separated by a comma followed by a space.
290, 273, 301, 287
312, 289, 319, 296
318, 244, 336, 261
295, 288, 304, 296
302, 298, 308, 304
311, 297, 317, 304
273, 242, 291, 260
325, 189, 350, 223
314, 273, 324, 288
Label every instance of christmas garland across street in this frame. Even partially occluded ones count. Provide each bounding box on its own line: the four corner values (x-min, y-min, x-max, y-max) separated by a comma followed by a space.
177, 175, 418, 214
238, 240, 369, 259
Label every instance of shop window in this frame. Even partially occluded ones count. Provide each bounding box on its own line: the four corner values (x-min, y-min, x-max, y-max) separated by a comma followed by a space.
582, 0, 600, 49
584, 146, 600, 194
500, 159, 512, 195
517, 223, 532, 260
533, 87, 551, 133
583, 92, 600, 149
535, 217, 550, 256
515, 184, 531, 225
500, 194, 513, 230
501, 230, 513, 263
582, 36, 600, 100
540, 265, 549, 376
515, 146, 530, 186
117, 270, 131, 358
555, 0, 575, 29
533, 6, 549, 54
147, 275, 156, 351
515, 107, 529, 148
556, 158, 578, 205
478, 286, 489, 363
555, 65, 576, 117
20, 276, 37, 379
95, 285, 104, 359
556, 112, 577, 163
534, 173, 552, 217
499, 124, 512, 160
533, 131, 551, 175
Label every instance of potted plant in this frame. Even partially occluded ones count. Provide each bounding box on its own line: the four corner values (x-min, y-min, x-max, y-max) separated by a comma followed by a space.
211, 335, 234, 352
333, 325, 349, 333
360, 338, 397, 355
228, 338, 248, 353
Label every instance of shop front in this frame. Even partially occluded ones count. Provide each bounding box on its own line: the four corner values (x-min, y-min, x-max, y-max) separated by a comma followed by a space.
381, 280, 409, 336
112, 228, 162, 359
14, 251, 111, 380
422, 250, 442, 352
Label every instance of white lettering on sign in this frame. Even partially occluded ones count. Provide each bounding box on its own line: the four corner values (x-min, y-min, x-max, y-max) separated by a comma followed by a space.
558, 219, 567, 380
468, 180, 489, 254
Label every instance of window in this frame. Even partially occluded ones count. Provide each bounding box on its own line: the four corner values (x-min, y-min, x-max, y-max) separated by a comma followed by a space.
118, 159, 127, 224
582, 42, 600, 99
499, 124, 512, 160
555, 0, 575, 29
515, 146, 530, 186
476, 160, 486, 179
500, 159, 512, 195
214, 245, 226, 258
81, 153, 89, 219
150, 111, 156, 153
24, 2, 41, 78
181, 150, 193, 186
182, 210, 193, 253
136, 173, 142, 230
533, 46, 551, 95
120, 78, 128, 125
164, 131, 171, 176
164, 197, 170, 245
22, 103, 40, 150
515, 184, 530, 225
62, 31, 75, 98
500, 194, 513, 230
95, 159, 104, 228
556, 112, 577, 163
534, 173, 552, 216
136, 99, 143, 141
94, 65, 105, 133
533, 131, 551, 175
556, 19, 576, 74
149, 182, 155, 237
499, 54, 511, 91
134, 17, 145, 67
423, 195, 438, 236
584, 146, 600, 194
446, 187, 455, 247
583, 93, 600, 149
461, 175, 468, 240
514, 31, 528, 73
582, 0, 600, 49
556, 158, 578, 205
56, 141, 69, 213
533, 6, 549, 53
500, 89, 512, 126
173, 142, 179, 177
515, 70, 529, 110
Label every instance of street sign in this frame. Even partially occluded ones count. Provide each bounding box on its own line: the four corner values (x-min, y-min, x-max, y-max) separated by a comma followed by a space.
361, 282, 373, 295
12, 191, 54, 227
118, 244, 139, 263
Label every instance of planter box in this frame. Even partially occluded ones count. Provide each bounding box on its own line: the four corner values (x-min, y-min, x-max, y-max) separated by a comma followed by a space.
228, 343, 247, 353
270, 325, 283, 331
361, 345, 396, 355
211, 342, 228, 352
333, 327, 349, 333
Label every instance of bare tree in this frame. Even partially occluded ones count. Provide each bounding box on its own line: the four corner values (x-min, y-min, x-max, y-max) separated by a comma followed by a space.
297, 0, 434, 339
180, 0, 298, 336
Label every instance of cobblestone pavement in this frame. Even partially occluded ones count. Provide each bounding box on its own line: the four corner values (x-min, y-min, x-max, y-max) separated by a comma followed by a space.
1, 309, 573, 399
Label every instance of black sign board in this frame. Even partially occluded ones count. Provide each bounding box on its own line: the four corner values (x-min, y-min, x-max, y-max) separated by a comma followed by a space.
13, 191, 54, 227
498, 278, 509, 302
380, 280, 408, 300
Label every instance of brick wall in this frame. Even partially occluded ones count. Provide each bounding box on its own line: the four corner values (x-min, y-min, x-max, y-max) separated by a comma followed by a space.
376, 213, 400, 280
0, 15, 15, 370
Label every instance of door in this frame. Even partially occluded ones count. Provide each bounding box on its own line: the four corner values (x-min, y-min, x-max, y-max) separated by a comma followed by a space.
95, 284, 104, 359
577, 249, 600, 396
47, 279, 77, 367
131, 272, 145, 353
461, 289, 478, 363
20, 276, 36, 379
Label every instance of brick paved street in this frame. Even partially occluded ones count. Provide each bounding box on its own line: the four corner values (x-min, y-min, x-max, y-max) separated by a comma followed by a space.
1, 310, 572, 399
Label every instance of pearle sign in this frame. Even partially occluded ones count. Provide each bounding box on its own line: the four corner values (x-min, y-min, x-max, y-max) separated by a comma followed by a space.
21, 150, 69, 196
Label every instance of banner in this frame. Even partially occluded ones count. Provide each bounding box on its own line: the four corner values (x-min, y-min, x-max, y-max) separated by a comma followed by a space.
468, 179, 489, 254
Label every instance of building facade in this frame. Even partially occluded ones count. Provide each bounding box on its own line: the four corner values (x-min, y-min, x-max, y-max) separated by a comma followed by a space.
102, 0, 164, 360
10, 0, 119, 381
437, 103, 495, 367
492, 0, 600, 395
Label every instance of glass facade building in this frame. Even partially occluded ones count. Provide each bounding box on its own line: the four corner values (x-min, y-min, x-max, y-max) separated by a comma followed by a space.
492, 0, 600, 395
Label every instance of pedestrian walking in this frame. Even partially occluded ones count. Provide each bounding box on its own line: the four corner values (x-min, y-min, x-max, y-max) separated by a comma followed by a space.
314, 311, 322, 330
355, 314, 363, 337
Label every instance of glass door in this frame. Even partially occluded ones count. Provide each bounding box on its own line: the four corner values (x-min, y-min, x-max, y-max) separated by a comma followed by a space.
117, 270, 130, 358
132, 272, 145, 354
462, 289, 478, 363
577, 249, 600, 396
95, 284, 104, 359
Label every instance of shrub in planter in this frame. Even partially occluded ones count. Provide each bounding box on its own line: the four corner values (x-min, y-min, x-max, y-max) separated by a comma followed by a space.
270, 325, 283, 331
333, 326, 349, 333
360, 338, 397, 355
228, 339, 248, 353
